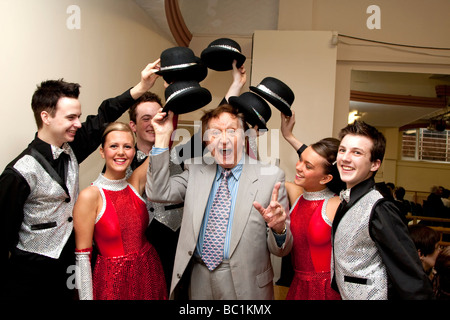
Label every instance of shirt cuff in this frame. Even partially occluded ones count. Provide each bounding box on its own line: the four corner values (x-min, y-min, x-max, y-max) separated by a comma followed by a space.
151, 147, 169, 156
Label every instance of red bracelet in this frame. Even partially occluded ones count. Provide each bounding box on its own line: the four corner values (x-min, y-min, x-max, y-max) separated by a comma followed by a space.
75, 247, 93, 253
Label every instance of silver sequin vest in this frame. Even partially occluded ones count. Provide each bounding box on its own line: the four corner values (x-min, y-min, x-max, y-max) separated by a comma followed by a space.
333, 189, 388, 300
13, 147, 79, 259
145, 148, 184, 231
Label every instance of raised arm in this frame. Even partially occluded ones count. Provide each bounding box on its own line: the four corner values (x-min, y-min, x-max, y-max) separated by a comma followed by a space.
224, 60, 247, 102
280, 111, 305, 154
130, 59, 161, 99
71, 59, 161, 163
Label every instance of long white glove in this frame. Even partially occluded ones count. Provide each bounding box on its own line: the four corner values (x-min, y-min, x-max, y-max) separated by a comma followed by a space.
75, 248, 93, 300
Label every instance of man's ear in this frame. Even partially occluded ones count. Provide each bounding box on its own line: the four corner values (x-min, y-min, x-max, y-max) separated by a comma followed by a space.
370, 159, 381, 172
41, 111, 50, 126
129, 120, 137, 134
417, 249, 425, 260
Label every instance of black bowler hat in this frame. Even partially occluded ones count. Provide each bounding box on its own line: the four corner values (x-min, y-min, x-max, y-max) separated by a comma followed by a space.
163, 80, 212, 115
229, 92, 271, 130
250, 77, 295, 116
156, 47, 207, 83
200, 38, 246, 71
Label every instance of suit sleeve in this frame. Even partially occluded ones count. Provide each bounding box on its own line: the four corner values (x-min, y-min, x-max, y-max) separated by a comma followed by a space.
369, 199, 434, 300
266, 167, 293, 257
0, 168, 30, 271
146, 149, 188, 204
70, 89, 137, 164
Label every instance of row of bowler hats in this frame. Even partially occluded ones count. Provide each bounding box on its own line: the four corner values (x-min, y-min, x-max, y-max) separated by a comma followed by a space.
162, 38, 295, 131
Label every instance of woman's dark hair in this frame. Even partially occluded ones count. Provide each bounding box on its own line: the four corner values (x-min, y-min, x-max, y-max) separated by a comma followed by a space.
310, 137, 345, 194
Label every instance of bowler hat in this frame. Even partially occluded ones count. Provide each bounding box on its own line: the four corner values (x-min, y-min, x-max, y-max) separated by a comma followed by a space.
156, 47, 207, 83
201, 38, 246, 71
250, 77, 295, 116
163, 80, 212, 115
229, 92, 271, 130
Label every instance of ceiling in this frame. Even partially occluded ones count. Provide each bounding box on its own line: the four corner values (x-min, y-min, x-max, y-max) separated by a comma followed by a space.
134, 0, 279, 39
135, 0, 450, 129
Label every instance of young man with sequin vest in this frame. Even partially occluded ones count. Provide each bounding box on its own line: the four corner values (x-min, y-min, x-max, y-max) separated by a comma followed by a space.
331, 120, 433, 299
0, 60, 161, 300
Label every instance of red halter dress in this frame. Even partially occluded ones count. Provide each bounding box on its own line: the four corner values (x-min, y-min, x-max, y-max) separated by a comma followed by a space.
286, 188, 341, 300
91, 174, 167, 300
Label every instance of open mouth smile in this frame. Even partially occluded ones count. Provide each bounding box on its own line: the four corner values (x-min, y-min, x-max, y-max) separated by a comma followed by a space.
113, 158, 128, 165
219, 148, 233, 157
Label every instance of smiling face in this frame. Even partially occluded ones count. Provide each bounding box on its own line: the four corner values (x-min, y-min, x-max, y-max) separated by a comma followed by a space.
294, 146, 333, 192
205, 112, 245, 169
100, 130, 136, 179
337, 134, 381, 189
41, 97, 82, 147
129, 101, 161, 148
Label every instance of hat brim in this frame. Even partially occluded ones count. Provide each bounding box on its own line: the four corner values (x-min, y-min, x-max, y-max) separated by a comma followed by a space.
250, 86, 292, 117
201, 49, 246, 71
228, 96, 268, 130
163, 88, 212, 115
156, 64, 207, 83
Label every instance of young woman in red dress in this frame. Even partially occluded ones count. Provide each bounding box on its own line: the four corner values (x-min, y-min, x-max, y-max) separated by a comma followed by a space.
73, 122, 167, 300
281, 112, 343, 300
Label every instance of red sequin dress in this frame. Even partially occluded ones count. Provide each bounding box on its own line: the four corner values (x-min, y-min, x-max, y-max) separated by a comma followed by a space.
91, 174, 167, 300
286, 188, 341, 300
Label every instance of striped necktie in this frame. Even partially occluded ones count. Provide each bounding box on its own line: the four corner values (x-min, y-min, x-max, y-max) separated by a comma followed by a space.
201, 169, 232, 271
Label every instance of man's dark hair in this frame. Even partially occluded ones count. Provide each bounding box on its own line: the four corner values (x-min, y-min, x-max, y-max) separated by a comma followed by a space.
408, 224, 440, 256
339, 120, 386, 163
31, 79, 80, 129
128, 91, 162, 123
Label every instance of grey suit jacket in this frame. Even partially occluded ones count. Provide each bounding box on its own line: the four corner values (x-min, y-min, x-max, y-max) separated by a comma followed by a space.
146, 150, 292, 300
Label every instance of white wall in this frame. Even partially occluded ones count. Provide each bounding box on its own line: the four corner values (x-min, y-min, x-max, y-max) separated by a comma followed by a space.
251, 30, 338, 181
0, 0, 175, 188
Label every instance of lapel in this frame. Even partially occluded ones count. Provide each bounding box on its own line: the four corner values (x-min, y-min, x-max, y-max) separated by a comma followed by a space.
192, 162, 217, 241
229, 156, 259, 257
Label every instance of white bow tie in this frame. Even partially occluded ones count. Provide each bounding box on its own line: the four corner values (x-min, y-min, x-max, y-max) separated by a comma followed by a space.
339, 188, 351, 203
51, 143, 71, 160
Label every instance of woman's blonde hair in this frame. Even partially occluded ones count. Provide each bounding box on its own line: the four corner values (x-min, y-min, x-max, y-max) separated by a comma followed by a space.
101, 122, 136, 147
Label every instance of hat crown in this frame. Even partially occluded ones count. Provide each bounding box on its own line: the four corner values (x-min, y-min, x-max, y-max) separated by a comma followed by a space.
229, 92, 272, 130
200, 37, 246, 71
157, 47, 207, 83
257, 77, 295, 106
160, 47, 197, 67
208, 38, 242, 53
164, 80, 200, 100
163, 80, 212, 115
244, 92, 271, 120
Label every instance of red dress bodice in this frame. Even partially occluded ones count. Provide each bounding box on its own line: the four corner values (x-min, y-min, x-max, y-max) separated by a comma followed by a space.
94, 185, 148, 257
286, 188, 341, 300
91, 174, 167, 300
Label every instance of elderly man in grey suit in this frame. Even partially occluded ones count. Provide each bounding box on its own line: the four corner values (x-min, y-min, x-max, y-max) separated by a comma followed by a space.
146, 104, 292, 300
